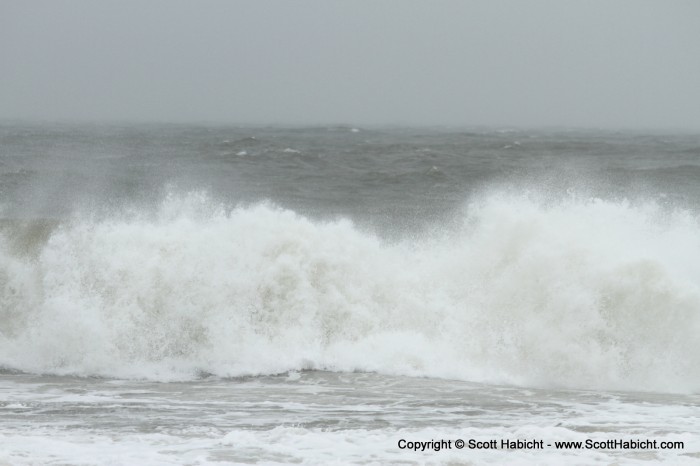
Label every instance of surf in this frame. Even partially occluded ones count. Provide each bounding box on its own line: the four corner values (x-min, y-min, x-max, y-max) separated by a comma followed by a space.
0, 190, 698, 393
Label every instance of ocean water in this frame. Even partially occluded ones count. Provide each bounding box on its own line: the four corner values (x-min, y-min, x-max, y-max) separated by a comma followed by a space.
0, 123, 699, 464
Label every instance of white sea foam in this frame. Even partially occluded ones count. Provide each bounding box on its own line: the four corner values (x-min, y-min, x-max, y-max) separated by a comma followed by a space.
0, 425, 695, 465
1, 191, 699, 392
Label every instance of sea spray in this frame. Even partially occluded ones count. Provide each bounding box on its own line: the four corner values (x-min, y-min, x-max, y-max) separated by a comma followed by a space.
0, 191, 698, 392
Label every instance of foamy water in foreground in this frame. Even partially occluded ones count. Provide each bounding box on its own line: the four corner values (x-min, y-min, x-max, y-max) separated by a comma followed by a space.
1, 371, 698, 465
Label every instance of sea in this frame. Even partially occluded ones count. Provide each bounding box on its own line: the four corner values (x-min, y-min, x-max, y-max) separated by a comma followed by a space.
0, 123, 698, 465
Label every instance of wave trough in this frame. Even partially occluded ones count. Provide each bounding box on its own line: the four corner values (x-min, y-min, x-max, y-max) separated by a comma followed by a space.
1, 192, 699, 392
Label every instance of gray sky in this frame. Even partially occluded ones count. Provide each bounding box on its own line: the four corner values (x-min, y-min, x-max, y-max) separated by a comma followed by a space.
1, 0, 699, 128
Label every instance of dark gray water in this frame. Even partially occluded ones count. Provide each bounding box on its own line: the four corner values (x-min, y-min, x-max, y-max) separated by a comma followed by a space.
2, 123, 699, 224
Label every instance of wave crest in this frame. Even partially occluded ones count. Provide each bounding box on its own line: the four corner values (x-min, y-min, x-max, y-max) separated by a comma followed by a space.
1, 192, 699, 392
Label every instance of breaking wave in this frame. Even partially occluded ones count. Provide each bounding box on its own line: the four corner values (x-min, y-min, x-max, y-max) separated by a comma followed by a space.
1, 191, 699, 392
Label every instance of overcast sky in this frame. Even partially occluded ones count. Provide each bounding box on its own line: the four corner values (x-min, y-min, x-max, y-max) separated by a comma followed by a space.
1, 0, 699, 128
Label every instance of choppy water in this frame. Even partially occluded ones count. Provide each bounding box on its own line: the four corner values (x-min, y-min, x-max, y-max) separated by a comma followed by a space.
1, 123, 699, 464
